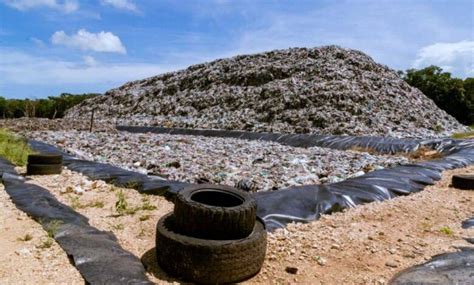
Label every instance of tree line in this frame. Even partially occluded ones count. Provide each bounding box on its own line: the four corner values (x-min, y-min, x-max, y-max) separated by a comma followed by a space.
0, 93, 99, 119
400, 66, 473, 126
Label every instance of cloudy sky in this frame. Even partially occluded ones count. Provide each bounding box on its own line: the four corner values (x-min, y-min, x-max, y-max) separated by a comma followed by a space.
0, 0, 473, 99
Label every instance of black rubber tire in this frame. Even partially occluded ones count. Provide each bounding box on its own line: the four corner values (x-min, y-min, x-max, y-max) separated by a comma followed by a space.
28, 154, 62, 165
452, 174, 474, 190
156, 213, 267, 284
174, 184, 257, 240
26, 164, 62, 175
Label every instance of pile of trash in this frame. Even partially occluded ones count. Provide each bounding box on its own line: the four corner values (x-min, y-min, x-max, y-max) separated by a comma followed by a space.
29, 130, 409, 191
0, 118, 115, 132
65, 45, 467, 138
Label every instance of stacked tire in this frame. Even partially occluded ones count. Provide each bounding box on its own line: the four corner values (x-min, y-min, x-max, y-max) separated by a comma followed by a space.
156, 185, 267, 284
26, 154, 63, 175
452, 174, 474, 190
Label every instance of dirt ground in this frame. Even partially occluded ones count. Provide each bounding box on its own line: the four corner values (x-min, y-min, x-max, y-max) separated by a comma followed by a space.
0, 184, 83, 284
0, 165, 472, 284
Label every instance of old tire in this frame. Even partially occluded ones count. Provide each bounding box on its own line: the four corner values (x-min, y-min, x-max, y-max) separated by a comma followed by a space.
174, 184, 257, 239
26, 164, 62, 175
156, 213, 267, 284
452, 174, 474, 190
28, 154, 62, 165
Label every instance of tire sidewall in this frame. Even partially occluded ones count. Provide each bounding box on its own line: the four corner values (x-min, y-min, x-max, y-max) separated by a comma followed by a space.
174, 184, 257, 239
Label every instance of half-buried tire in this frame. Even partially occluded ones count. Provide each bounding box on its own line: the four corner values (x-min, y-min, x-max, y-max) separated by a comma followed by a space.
156, 213, 267, 284
452, 174, 474, 190
27, 154, 62, 165
26, 164, 62, 175
174, 184, 257, 240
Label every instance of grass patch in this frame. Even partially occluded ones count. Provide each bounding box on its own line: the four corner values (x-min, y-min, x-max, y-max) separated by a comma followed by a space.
37, 238, 53, 249
0, 128, 33, 166
439, 226, 453, 236
115, 190, 158, 216
452, 125, 474, 139
69, 196, 105, 209
140, 197, 157, 211
115, 189, 130, 215
111, 223, 124, 230
45, 220, 63, 238
17, 233, 33, 242
139, 215, 150, 221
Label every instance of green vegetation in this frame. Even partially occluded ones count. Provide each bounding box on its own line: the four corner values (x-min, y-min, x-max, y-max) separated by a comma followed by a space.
115, 190, 158, 216
37, 238, 54, 249
115, 189, 130, 215
439, 226, 453, 236
0, 128, 33, 166
111, 223, 124, 230
0, 93, 100, 119
400, 66, 473, 125
140, 197, 157, 211
46, 220, 63, 238
17, 233, 33, 242
139, 215, 150, 221
69, 196, 105, 209
452, 125, 474, 139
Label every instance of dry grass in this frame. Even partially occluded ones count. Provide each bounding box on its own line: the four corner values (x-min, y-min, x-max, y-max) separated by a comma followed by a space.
349, 145, 442, 161
452, 125, 474, 139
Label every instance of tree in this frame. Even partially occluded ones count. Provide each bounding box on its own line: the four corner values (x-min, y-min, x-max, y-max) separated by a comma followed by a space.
401, 66, 473, 125
0, 93, 100, 119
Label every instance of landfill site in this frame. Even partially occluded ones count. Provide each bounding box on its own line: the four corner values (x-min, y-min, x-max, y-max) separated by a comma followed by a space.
0, 46, 473, 284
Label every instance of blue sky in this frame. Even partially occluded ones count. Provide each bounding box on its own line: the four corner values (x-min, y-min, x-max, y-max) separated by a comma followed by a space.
0, 0, 473, 99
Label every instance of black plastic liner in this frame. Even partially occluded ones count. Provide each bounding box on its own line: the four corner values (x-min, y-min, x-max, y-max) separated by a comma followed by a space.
389, 247, 474, 285
0, 158, 152, 284
117, 126, 423, 153
462, 217, 474, 229
29, 135, 474, 231
390, 217, 474, 285
116, 126, 464, 154
29, 140, 190, 197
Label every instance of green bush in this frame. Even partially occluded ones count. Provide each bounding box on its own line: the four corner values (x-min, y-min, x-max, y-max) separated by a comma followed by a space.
400, 66, 473, 125
0, 129, 33, 166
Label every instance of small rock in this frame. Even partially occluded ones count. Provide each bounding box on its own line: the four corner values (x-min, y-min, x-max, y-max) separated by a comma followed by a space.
196, 177, 210, 184
15, 248, 31, 256
385, 261, 399, 268
285, 267, 298, 274
235, 178, 256, 192
167, 161, 181, 168
315, 256, 327, 266
74, 186, 84, 195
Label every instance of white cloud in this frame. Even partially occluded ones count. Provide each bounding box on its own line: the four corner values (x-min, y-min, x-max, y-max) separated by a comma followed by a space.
51, 29, 127, 54
0, 49, 179, 86
2, 0, 78, 13
82, 55, 98, 66
30, 37, 45, 47
100, 0, 137, 12
413, 40, 474, 77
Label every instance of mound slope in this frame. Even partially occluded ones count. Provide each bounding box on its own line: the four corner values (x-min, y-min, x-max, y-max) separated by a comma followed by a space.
66, 46, 467, 137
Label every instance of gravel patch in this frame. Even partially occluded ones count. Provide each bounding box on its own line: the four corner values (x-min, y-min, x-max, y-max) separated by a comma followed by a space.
29, 130, 409, 191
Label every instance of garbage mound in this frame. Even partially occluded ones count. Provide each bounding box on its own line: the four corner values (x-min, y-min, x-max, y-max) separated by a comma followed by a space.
65, 46, 467, 138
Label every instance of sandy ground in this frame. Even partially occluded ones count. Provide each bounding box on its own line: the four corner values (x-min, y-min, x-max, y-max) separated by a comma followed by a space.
0, 184, 83, 284
0, 165, 473, 284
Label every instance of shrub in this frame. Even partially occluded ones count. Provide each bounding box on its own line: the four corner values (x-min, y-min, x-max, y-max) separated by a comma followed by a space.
0, 129, 33, 166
